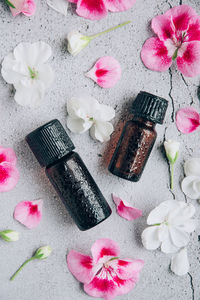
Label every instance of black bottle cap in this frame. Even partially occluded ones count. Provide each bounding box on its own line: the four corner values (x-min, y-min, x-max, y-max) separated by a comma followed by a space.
26, 119, 75, 167
132, 91, 168, 124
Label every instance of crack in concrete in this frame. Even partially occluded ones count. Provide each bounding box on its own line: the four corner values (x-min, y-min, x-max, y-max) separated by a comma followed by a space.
179, 0, 182, 5
166, 0, 172, 8
180, 74, 194, 105
188, 273, 195, 300
168, 68, 175, 122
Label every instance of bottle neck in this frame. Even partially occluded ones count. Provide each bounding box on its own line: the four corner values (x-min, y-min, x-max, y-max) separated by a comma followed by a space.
132, 116, 156, 128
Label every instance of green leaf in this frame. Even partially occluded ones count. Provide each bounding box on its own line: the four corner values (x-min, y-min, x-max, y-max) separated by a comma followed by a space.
5, 0, 15, 8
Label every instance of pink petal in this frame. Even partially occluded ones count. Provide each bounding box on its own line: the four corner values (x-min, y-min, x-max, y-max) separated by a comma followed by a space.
0, 146, 17, 165
0, 162, 19, 192
67, 250, 94, 284
91, 239, 120, 264
105, 0, 136, 12
176, 107, 200, 134
112, 194, 142, 221
10, 0, 36, 16
86, 56, 121, 88
141, 37, 172, 72
177, 41, 200, 77
109, 258, 144, 280
68, 0, 77, 2
186, 16, 200, 42
14, 199, 43, 229
76, 0, 107, 20
151, 14, 174, 41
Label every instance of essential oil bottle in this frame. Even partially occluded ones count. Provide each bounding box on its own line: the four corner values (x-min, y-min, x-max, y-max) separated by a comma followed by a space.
108, 91, 168, 182
26, 119, 112, 231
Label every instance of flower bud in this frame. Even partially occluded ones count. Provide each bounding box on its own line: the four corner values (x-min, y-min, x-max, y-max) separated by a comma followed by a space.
34, 246, 52, 259
0, 230, 19, 242
67, 31, 90, 56
164, 140, 180, 164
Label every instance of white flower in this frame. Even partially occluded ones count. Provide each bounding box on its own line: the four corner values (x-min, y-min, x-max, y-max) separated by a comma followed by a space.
171, 248, 190, 276
67, 95, 115, 142
182, 158, 200, 199
0, 230, 19, 242
142, 200, 197, 254
1, 41, 54, 107
34, 246, 52, 259
67, 31, 91, 56
47, 0, 68, 16
164, 140, 180, 164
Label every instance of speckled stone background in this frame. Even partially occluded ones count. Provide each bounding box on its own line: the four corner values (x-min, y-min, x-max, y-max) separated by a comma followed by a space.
0, 0, 200, 299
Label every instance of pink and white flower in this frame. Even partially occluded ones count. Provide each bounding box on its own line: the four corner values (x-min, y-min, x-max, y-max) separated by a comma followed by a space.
141, 5, 200, 77
14, 199, 43, 229
176, 107, 200, 134
86, 57, 121, 89
10, 0, 36, 16
68, 0, 136, 20
112, 194, 142, 221
67, 238, 144, 300
0, 146, 19, 193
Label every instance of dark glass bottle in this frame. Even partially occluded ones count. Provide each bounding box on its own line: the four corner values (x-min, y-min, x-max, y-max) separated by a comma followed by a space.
26, 119, 112, 231
109, 91, 168, 182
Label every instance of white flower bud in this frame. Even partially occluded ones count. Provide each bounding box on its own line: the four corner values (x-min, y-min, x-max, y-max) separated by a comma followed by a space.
164, 139, 180, 164
0, 230, 19, 242
67, 31, 90, 56
34, 246, 52, 259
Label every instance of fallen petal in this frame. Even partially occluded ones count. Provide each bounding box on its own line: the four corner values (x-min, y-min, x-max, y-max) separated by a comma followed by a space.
14, 199, 43, 229
176, 107, 200, 134
76, 0, 107, 20
0, 146, 17, 165
86, 56, 121, 88
47, 0, 68, 15
181, 176, 200, 199
184, 158, 200, 177
0, 162, 19, 193
105, 0, 136, 12
171, 248, 189, 276
112, 194, 142, 221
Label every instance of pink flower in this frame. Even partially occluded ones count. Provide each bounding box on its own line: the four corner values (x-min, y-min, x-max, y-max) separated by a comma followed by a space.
67, 238, 144, 300
141, 5, 200, 77
86, 56, 121, 88
0, 146, 19, 193
10, 0, 36, 16
68, 0, 136, 20
14, 199, 43, 229
112, 194, 142, 221
176, 107, 200, 134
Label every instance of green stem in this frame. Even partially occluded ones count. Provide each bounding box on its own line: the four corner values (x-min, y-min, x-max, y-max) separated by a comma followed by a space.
89, 21, 131, 39
10, 257, 36, 281
5, 0, 15, 8
170, 163, 174, 190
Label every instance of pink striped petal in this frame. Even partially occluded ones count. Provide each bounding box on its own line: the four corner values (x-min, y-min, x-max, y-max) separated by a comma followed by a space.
14, 199, 43, 229
105, 0, 136, 12
67, 250, 93, 284
109, 258, 144, 280
0, 146, 17, 165
112, 194, 142, 221
141, 37, 172, 72
177, 42, 200, 77
76, 0, 107, 20
176, 107, 200, 134
0, 162, 19, 192
91, 238, 120, 264
86, 56, 121, 88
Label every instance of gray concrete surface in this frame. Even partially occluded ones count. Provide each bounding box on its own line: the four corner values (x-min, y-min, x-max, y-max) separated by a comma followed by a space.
0, 0, 200, 299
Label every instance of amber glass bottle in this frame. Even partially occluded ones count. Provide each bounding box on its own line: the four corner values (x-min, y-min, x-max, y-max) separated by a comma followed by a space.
26, 119, 112, 231
109, 91, 168, 182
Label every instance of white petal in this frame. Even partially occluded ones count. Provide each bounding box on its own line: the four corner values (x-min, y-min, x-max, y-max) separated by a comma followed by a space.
158, 224, 169, 242
141, 226, 161, 250
67, 116, 92, 133
177, 219, 198, 233
169, 227, 189, 248
90, 121, 114, 143
164, 140, 180, 162
181, 176, 200, 199
184, 158, 200, 177
1, 53, 27, 84
67, 96, 99, 119
47, 0, 68, 16
93, 104, 115, 122
147, 200, 179, 225
67, 31, 90, 56
14, 42, 52, 66
171, 248, 189, 276
160, 229, 179, 253
168, 202, 196, 225
14, 81, 45, 107
38, 64, 54, 88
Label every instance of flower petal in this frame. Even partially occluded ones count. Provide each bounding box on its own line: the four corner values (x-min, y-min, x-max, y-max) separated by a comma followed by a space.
14, 199, 43, 229
171, 248, 189, 276
93, 104, 115, 122
176, 107, 200, 134
67, 116, 92, 134
147, 200, 179, 225
67, 95, 99, 120
90, 121, 114, 142
110, 258, 144, 280
141, 37, 172, 72
112, 194, 142, 221
104, 0, 136, 12
67, 250, 93, 284
86, 56, 121, 89
169, 227, 189, 248
181, 176, 200, 199
160, 230, 179, 254
151, 14, 174, 41
37, 64, 54, 89
141, 226, 161, 250
167, 202, 196, 224
186, 16, 200, 42
177, 41, 200, 77
91, 238, 120, 265
76, 0, 107, 20
177, 219, 197, 233
10, 0, 36, 16
184, 158, 200, 177
0, 162, 19, 193
0, 146, 17, 165
47, 0, 68, 16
